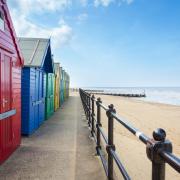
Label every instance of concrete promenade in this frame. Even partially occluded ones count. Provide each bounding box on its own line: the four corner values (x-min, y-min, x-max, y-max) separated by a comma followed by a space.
0, 93, 106, 180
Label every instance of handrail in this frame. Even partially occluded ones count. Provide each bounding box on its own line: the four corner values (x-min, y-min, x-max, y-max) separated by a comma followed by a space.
99, 126, 108, 144
112, 113, 150, 145
98, 148, 108, 176
79, 88, 180, 180
160, 151, 180, 173
99, 103, 108, 111
110, 148, 130, 180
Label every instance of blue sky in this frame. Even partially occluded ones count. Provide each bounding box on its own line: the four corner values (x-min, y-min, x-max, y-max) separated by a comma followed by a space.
8, 0, 180, 87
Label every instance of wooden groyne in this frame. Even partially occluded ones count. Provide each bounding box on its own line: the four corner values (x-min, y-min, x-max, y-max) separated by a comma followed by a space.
86, 91, 146, 98
84, 89, 104, 93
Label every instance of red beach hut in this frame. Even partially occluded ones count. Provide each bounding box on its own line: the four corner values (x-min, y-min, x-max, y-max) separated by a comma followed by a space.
0, 0, 24, 164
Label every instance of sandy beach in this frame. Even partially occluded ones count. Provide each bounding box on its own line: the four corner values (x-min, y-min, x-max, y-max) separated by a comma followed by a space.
91, 94, 180, 180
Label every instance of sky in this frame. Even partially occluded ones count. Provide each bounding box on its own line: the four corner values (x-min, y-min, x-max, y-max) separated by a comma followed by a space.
8, 0, 180, 87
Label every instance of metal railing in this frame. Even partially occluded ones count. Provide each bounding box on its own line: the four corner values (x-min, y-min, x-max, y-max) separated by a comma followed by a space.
79, 88, 180, 180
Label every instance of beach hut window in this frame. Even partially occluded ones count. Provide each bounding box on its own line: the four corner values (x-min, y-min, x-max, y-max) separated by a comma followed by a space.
0, 11, 4, 31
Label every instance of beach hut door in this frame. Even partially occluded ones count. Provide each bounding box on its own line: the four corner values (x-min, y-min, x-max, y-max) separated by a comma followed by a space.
0, 53, 12, 152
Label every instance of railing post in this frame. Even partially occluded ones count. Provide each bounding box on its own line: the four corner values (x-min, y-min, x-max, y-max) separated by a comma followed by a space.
82, 91, 86, 115
80, 89, 84, 111
82, 91, 86, 113
96, 97, 102, 154
106, 104, 116, 180
91, 95, 95, 137
146, 128, 172, 180
85, 93, 88, 119
88, 94, 91, 127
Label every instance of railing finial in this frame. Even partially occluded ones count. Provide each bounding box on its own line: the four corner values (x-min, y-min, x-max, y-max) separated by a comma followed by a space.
153, 128, 166, 142
97, 97, 102, 103
106, 104, 116, 118
146, 129, 172, 180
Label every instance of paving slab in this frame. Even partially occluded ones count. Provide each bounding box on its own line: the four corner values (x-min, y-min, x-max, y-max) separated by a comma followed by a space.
0, 95, 106, 180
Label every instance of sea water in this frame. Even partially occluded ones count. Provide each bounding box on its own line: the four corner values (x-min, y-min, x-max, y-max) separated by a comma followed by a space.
85, 87, 180, 106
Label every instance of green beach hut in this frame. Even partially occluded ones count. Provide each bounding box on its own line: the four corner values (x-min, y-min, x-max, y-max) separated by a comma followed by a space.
45, 52, 55, 120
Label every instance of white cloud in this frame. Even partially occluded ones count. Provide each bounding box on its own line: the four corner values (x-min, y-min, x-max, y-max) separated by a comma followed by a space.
11, 9, 73, 49
7, 0, 134, 49
7, 0, 73, 49
58, 18, 66, 26
79, 0, 88, 7
11, 0, 72, 15
94, 0, 114, 7
126, 0, 134, 5
77, 13, 88, 22
94, 0, 134, 7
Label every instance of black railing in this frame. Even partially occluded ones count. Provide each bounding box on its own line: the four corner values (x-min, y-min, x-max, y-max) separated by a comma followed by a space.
79, 88, 180, 180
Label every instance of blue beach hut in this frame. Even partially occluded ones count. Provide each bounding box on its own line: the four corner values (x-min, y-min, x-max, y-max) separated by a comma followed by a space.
19, 38, 54, 135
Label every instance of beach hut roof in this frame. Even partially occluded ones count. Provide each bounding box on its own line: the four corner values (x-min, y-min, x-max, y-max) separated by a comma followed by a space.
0, 0, 24, 65
54, 63, 60, 74
18, 37, 54, 73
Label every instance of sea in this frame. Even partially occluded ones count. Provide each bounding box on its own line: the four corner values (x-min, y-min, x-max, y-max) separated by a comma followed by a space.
84, 87, 180, 106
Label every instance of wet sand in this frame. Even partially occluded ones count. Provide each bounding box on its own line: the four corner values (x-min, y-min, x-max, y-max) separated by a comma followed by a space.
95, 95, 180, 180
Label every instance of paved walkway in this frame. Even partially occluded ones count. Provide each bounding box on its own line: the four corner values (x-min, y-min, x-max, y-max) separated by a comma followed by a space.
0, 94, 106, 180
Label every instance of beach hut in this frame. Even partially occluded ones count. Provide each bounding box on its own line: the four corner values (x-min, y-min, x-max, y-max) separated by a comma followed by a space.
66, 74, 70, 98
64, 72, 69, 100
45, 55, 55, 120
45, 72, 55, 119
60, 69, 65, 104
66, 74, 69, 98
54, 63, 60, 111
19, 38, 54, 135
64, 72, 70, 99
59, 67, 62, 106
63, 71, 66, 101
0, 0, 24, 164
